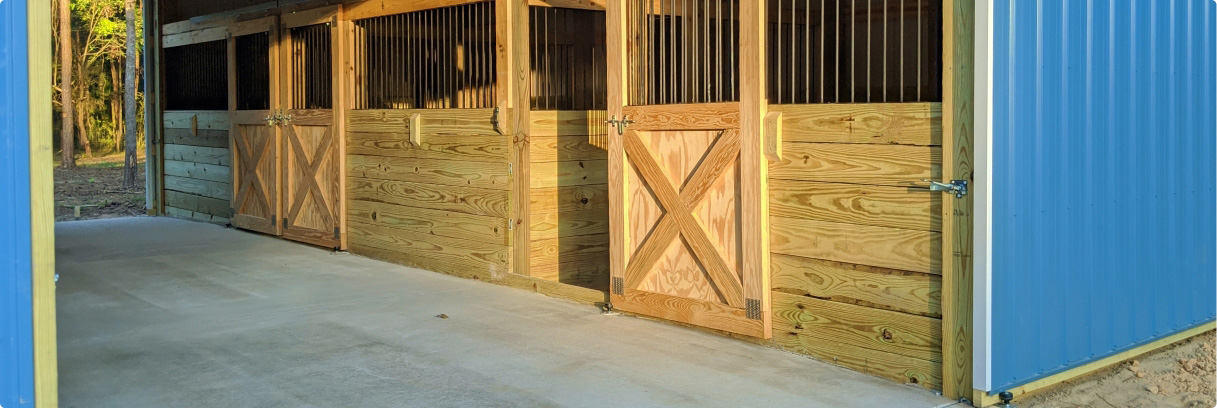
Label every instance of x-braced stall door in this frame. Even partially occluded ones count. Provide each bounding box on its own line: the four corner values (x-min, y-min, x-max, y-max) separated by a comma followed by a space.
608, 0, 769, 338
279, 12, 343, 249
229, 18, 281, 236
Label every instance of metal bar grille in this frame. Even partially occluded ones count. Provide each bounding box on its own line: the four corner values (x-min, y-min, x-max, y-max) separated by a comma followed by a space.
164, 40, 228, 110
767, 0, 941, 104
629, 0, 740, 105
235, 32, 271, 110
529, 6, 607, 110
353, 2, 496, 110
290, 23, 333, 109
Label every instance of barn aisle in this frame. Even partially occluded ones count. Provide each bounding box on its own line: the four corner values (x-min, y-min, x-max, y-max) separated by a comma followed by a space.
54, 217, 952, 408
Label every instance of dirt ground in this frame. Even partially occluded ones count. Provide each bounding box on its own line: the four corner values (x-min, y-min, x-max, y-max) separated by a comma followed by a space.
1020, 330, 1216, 408
54, 153, 147, 222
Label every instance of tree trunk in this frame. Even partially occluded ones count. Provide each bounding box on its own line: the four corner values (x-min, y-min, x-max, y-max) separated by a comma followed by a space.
75, 101, 91, 157
123, 0, 139, 188
58, 0, 75, 168
112, 62, 123, 151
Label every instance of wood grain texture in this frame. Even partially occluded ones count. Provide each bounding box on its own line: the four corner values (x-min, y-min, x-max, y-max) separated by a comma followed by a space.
349, 199, 509, 245
165, 175, 231, 200
163, 111, 229, 130
530, 184, 608, 213
739, 0, 772, 337
941, 0, 975, 399
349, 154, 511, 190
164, 128, 229, 148
165, 144, 230, 166
496, 272, 608, 304
349, 220, 510, 272
773, 319, 941, 390
528, 258, 609, 290
165, 206, 231, 224
527, 0, 606, 11
529, 208, 610, 240
529, 160, 608, 189
771, 103, 943, 146
347, 109, 499, 135
772, 254, 941, 317
528, 110, 609, 136
529, 233, 608, 267
772, 291, 942, 363
343, 0, 487, 21
529, 136, 608, 162
769, 179, 941, 232
612, 289, 766, 338
348, 132, 510, 162
27, 0, 57, 399
771, 143, 941, 186
348, 177, 511, 218
164, 160, 231, 183
622, 102, 740, 130
165, 190, 232, 217
162, 26, 226, 48
348, 241, 495, 282
771, 216, 941, 274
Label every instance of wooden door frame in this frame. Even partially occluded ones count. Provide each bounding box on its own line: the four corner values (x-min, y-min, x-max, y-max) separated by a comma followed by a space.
605, 0, 770, 337
941, 0, 975, 402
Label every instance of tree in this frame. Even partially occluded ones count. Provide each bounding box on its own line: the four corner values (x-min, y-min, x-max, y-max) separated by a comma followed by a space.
122, 0, 138, 188
59, 0, 75, 168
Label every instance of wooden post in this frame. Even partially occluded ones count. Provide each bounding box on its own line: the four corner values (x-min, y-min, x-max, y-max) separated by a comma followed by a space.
498, 0, 531, 277
28, 0, 60, 403
941, 0, 975, 402
739, 0, 772, 336
605, 0, 628, 297
144, 0, 164, 215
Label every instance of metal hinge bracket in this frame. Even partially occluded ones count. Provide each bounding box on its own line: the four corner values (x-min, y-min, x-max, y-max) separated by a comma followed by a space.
334, 227, 340, 239
611, 277, 624, 295
923, 179, 969, 198
508, 163, 513, 175
745, 298, 762, 320
507, 218, 514, 231
605, 115, 634, 135
282, 217, 288, 229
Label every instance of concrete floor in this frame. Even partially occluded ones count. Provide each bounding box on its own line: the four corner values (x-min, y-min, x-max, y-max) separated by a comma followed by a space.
56, 217, 955, 408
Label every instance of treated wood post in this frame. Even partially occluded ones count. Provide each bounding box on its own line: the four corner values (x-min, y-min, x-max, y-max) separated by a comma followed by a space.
498, 0, 531, 277
942, 0, 975, 402
739, 0, 771, 336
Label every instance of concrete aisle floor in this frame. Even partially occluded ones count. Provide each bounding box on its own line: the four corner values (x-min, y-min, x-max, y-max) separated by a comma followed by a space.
56, 217, 954, 408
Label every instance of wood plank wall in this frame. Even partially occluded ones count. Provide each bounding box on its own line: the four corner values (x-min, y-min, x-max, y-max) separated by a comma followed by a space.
162, 111, 234, 224
527, 110, 609, 291
345, 108, 514, 280
766, 102, 945, 390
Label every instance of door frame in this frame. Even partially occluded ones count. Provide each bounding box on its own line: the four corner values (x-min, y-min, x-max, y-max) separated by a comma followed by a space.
605, 0, 771, 338
227, 16, 282, 235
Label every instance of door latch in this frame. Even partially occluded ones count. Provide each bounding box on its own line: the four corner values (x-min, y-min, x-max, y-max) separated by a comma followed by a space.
605, 115, 634, 135
264, 112, 277, 127
923, 179, 968, 198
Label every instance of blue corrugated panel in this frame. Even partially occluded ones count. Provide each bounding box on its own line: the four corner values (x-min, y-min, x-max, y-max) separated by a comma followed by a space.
0, 0, 36, 406
990, 0, 1217, 393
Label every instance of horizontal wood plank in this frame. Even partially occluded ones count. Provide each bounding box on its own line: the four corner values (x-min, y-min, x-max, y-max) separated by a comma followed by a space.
163, 111, 229, 130
528, 259, 609, 290
347, 109, 498, 135
165, 144, 230, 166
529, 233, 609, 267
344, 0, 487, 21
622, 102, 740, 130
529, 160, 607, 189
529, 209, 609, 240
495, 273, 607, 305
165, 190, 231, 218
163, 128, 229, 148
347, 132, 510, 161
771, 103, 942, 146
348, 241, 495, 281
164, 160, 231, 184
771, 143, 940, 186
165, 206, 230, 225
613, 289, 767, 338
348, 177, 510, 218
773, 317, 941, 390
770, 179, 941, 231
772, 291, 942, 362
349, 220, 509, 272
165, 175, 231, 200
530, 136, 608, 162
530, 185, 608, 214
528, 110, 608, 136
162, 26, 226, 48
771, 216, 941, 274
772, 253, 941, 317
348, 154, 511, 190
348, 199, 509, 245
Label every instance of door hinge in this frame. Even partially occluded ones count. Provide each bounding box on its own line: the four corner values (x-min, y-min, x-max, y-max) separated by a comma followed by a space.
745, 298, 762, 320
508, 163, 513, 175
282, 217, 289, 229
507, 218, 514, 230
611, 277, 624, 295
333, 227, 340, 239
270, 215, 276, 226
922, 179, 969, 198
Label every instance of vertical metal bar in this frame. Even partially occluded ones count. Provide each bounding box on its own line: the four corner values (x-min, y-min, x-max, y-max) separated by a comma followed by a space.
728, 0, 735, 101
789, 0, 795, 104
776, 0, 781, 104
703, 0, 709, 102
850, 0, 855, 102
715, 0, 721, 102
917, 0, 922, 100
669, 0, 676, 104
882, 0, 887, 102
866, 0, 871, 102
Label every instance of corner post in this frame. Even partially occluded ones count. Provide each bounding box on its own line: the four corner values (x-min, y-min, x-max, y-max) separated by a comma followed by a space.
739, 0, 771, 336
498, 0, 531, 278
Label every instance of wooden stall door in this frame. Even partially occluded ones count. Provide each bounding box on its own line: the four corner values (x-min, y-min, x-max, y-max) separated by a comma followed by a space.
229, 21, 281, 236
279, 16, 343, 249
609, 104, 766, 338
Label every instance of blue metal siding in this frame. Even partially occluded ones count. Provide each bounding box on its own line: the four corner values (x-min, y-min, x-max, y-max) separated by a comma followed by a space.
990, 0, 1217, 392
0, 0, 35, 406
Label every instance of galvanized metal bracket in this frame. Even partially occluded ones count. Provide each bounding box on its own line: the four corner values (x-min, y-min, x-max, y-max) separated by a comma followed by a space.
924, 179, 969, 198
745, 298, 762, 320
611, 277, 624, 295
605, 115, 634, 136
333, 227, 340, 239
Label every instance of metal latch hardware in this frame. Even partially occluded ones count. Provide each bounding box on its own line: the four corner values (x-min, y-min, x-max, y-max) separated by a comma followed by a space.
605, 115, 634, 135
923, 179, 969, 198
